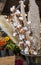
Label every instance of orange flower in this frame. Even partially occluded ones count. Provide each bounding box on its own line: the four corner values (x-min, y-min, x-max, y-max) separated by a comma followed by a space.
0, 40, 6, 46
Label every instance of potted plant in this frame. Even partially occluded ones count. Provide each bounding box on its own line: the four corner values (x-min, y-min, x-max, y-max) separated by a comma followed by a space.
0, 39, 6, 57
6, 39, 16, 56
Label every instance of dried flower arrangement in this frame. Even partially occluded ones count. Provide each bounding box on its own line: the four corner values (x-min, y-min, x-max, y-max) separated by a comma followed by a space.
0, 0, 40, 56
4, 1, 38, 55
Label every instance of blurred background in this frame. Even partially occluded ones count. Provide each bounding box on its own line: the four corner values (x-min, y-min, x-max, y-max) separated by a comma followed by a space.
0, 0, 41, 19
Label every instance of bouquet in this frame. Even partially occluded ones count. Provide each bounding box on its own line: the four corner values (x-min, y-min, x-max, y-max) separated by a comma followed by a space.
1, 0, 40, 55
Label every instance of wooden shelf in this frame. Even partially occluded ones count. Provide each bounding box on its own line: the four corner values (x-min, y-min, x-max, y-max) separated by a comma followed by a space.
0, 56, 15, 65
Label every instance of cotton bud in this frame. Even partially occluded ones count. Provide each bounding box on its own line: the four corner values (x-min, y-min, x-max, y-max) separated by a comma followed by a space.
20, 28, 25, 34
6, 19, 9, 22
15, 10, 20, 16
23, 27, 27, 31
25, 14, 27, 16
13, 22, 17, 27
33, 51, 37, 55
20, 14, 27, 17
19, 34, 25, 40
19, 17, 23, 21
25, 40, 31, 47
10, 8, 13, 12
10, 6, 15, 12
13, 22, 20, 27
27, 21, 31, 25
17, 24, 22, 28
24, 47, 29, 54
13, 32, 17, 37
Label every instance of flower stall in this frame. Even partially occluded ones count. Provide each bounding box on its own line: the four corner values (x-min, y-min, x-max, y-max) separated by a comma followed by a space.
0, 0, 41, 65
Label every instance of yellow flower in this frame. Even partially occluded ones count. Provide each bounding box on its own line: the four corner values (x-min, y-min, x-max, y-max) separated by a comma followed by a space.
16, 46, 18, 48
4, 36, 10, 42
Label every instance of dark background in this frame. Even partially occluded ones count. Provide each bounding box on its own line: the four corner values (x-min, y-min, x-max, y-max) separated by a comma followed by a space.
1, 0, 41, 18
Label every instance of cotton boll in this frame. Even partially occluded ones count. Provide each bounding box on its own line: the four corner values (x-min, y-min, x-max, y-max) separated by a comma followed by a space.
20, 13, 27, 17
10, 7, 14, 12
19, 34, 25, 40
13, 22, 17, 27
10, 8, 13, 12
25, 14, 27, 17
27, 21, 31, 25
23, 27, 27, 31
13, 32, 17, 37
10, 6, 15, 12
17, 10, 20, 13
6, 19, 9, 22
19, 17, 23, 21
24, 47, 29, 54
25, 40, 31, 47
13, 22, 20, 27
33, 51, 37, 55
20, 28, 26, 34
17, 24, 22, 28
15, 10, 20, 16
12, 6, 15, 10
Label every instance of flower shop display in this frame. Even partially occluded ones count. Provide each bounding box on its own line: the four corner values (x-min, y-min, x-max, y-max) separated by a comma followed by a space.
0, 34, 21, 56
0, 0, 40, 57
4, 0, 38, 55
0, 0, 41, 65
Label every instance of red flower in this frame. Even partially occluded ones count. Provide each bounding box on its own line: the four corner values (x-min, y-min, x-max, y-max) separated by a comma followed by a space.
0, 40, 6, 46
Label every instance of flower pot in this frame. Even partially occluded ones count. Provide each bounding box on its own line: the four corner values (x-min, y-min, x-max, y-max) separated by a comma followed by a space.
8, 49, 13, 56
26, 55, 41, 65
0, 50, 6, 57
